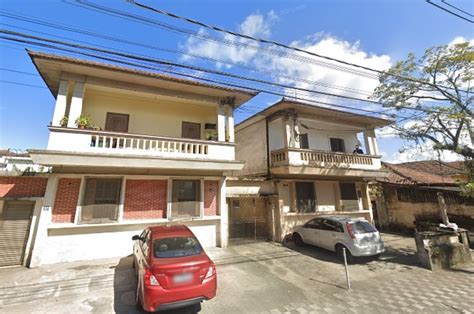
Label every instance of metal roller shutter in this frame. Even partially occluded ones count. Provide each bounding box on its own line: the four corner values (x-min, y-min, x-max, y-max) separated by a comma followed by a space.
0, 201, 34, 267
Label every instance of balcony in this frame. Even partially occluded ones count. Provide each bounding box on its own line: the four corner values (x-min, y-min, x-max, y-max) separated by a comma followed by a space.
28, 127, 244, 172
270, 148, 386, 178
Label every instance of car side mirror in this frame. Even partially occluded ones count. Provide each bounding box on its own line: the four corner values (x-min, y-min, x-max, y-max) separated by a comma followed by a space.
132, 235, 141, 241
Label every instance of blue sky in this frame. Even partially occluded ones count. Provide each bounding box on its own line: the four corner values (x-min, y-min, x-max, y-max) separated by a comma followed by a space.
0, 0, 472, 162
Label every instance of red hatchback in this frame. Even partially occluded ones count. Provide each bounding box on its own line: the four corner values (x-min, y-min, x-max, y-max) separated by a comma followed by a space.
132, 225, 217, 312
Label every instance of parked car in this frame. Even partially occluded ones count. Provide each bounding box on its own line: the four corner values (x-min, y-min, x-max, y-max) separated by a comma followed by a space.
292, 216, 384, 262
132, 225, 217, 312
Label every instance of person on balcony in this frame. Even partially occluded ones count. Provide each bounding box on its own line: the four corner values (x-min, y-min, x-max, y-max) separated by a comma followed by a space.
353, 144, 364, 154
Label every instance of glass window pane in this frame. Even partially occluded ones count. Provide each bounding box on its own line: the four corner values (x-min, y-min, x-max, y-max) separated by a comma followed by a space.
171, 180, 201, 218
153, 237, 203, 258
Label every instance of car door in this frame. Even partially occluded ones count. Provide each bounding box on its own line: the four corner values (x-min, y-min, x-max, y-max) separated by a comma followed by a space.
299, 218, 324, 246
317, 219, 343, 250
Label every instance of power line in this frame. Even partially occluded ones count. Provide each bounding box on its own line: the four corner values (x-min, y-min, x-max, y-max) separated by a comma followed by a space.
0, 35, 400, 119
0, 80, 47, 89
441, 0, 474, 17
0, 29, 393, 108
0, 10, 374, 97
0, 67, 39, 76
426, 0, 474, 23
68, 0, 380, 79
125, 0, 470, 92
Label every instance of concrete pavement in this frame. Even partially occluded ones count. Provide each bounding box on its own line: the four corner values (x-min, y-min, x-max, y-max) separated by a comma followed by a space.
0, 233, 473, 313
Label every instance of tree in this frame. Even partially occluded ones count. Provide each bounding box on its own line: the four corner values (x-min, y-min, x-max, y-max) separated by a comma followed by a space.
373, 41, 473, 195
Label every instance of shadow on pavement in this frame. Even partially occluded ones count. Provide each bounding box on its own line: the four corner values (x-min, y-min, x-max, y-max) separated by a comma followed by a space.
283, 239, 423, 268
112, 255, 202, 314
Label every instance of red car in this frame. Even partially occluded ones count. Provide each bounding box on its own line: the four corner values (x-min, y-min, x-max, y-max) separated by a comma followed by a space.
132, 225, 217, 312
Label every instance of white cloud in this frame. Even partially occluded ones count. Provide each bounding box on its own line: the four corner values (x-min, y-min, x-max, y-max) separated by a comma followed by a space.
383, 143, 464, 164
449, 36, 474, 46
181, 12, 391, 99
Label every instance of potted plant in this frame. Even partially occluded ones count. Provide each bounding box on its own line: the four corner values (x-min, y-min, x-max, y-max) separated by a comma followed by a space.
75, 114, 92, 129
60, 115, 68, 127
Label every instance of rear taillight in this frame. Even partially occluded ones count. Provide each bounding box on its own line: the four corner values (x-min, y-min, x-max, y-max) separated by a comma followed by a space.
346, 223, 355, 239
205, 264, 216, 279
144, 268, 160, 286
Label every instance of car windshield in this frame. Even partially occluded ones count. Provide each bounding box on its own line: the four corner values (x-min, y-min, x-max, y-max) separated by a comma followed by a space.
153, 236, 203, 258
350, 221, 377, 234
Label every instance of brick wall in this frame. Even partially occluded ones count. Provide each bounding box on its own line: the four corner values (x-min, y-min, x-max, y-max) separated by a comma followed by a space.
52, 178, 81, 223
123, 180, 167, 220
204, 180, 219, 216
0, 177, 48, 198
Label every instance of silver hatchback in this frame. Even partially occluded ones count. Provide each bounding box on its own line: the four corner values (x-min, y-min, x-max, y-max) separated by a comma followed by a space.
292, 216, 384, 262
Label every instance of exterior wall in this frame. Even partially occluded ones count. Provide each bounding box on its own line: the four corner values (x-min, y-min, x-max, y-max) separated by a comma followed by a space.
275, 179, 372, 241
0, 177, 48, 198
30, 174, 226, 266
123, 180, 167, 220
204, 180, 218, 216
82, 89, 217, 139
234, 119, 268, 176
52, 178, 81, 223
383, 185, 474, 230
268, 118, 284, 151
296, 118, 359, 153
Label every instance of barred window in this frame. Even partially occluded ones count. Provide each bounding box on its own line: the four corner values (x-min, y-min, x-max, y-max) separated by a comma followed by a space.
81, 178, 121, 224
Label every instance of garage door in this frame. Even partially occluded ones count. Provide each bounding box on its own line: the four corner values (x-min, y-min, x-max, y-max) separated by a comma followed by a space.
228, 197, 270, 244
0, 201, 34, 267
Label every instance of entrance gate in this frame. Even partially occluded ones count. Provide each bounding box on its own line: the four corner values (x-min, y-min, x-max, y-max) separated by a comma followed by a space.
228, 197, 270, 244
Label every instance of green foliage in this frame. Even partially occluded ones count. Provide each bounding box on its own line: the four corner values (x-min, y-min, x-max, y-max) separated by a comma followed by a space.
75, 114, 93, 128
59, 115, 68, 127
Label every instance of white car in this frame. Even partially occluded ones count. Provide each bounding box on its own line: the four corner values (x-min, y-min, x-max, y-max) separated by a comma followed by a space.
292, 216, 384, 262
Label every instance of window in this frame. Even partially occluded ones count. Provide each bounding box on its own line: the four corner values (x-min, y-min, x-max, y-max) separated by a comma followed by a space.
349, 221, 377, 234
298, 133, 309, 149
330, 138, 345, 152
105, 112, 129, 132
182, 122, 201, 139
339, 183, 358, 200
295, 182, 316, 213
81, 178, 121, 224
321, 219, 344, 232
171, 180, 201, 218
153, 237, 203, 258
305, 218, 323, 229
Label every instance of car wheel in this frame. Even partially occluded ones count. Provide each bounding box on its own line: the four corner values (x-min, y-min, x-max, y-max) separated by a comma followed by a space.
293, 233, 304, 247
336, 244, 354, 264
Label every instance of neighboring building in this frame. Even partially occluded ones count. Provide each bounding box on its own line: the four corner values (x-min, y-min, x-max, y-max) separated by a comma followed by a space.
1, 51, 257, 267
374, 160, 474, 232
0, 149, 49, 175
227, 99, 391, 242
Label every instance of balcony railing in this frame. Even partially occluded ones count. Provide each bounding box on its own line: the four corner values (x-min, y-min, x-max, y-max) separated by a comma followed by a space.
270, 148, 381, 170
47, 127, 235, 161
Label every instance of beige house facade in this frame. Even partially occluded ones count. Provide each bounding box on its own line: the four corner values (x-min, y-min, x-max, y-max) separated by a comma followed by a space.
18, 51, 257, 266
228, 100, 391, 242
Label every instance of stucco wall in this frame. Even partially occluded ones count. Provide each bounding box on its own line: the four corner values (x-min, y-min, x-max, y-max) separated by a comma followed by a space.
82, 89, 217, 139
268, 118, 284, 151
234, 119, 268, 176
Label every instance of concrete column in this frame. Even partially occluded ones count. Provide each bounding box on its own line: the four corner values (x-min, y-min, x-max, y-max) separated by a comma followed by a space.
364, 183, 374, 223
219, 178, 228, 248
364, 128, 378, 155
288, 118, 296, 148
282, 116, 289, 148
217, 103, 226, 142
225, 105, 234, 142
51, 80, 69, 127
29, 175, 58, 267
67, 82, 85, 128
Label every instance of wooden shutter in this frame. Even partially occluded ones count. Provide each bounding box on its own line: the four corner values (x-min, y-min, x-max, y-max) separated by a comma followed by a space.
182, 122, 201, 139
105, 113, 129, 132
0, 201, 34, 266
330, 138, 345, 152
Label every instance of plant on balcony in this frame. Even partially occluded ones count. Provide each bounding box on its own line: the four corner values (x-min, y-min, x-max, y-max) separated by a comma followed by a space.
75, 114, 93, 129
60, 115, 68, 127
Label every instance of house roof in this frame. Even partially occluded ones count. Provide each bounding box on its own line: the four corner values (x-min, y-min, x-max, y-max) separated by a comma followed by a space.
381, 160, 466, 186
236, 98, 393, 130
27, 50, 258, 107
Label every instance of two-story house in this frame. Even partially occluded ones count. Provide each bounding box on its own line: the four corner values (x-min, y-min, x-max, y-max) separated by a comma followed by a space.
227, 99, 391, 243
20, 51, 257, 266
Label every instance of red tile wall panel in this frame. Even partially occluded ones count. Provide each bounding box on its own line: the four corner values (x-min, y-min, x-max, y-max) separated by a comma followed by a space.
123, 180, 167, 220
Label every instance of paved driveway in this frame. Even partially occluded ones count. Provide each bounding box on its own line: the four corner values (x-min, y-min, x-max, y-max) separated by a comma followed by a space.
0, 233, 473, 313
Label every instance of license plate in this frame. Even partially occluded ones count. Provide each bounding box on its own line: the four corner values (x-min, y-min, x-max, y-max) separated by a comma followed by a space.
173, 273, 193, 284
